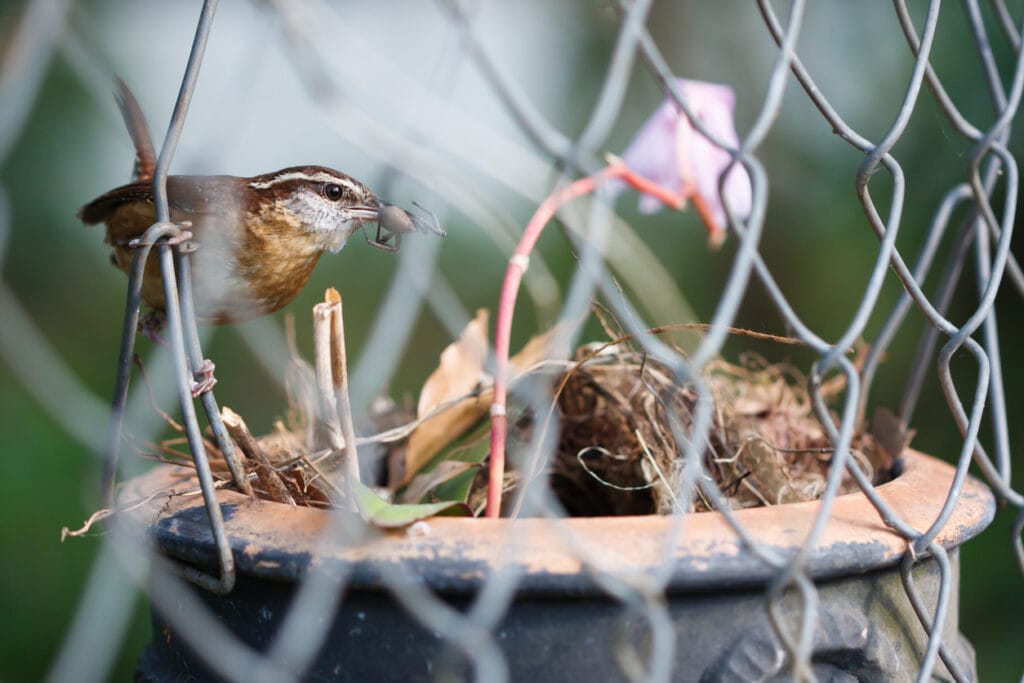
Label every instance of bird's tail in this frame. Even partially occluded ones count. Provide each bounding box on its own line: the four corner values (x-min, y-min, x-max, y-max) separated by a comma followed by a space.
113, 78, 156, 183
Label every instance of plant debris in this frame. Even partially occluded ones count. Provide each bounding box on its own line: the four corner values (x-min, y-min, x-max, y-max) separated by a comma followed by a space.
123, 306, 900, 524
401, 308, 567, 486
549, 345, 895, 515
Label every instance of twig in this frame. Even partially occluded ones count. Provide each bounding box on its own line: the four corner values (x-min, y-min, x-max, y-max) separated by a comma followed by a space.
61, 488, 174, 541
132, 355, 224, 457
312, 288, 360, 505
221, 406, 295, 505
129, 436, 195, 466
327, 288, 361, 487
313, 292, 346, 452
133, 353, 184, 432
300, 453, 347, 501
61, 508, 117, 541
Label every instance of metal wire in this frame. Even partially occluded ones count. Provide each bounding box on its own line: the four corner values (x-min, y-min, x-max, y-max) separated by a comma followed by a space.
0, 1, 1020, 681
95, 0, 243, 598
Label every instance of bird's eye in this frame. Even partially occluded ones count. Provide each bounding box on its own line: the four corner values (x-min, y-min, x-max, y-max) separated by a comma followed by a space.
323, 183, 344, 201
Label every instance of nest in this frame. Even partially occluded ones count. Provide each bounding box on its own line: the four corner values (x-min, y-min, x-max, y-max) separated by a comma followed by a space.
549, 346, 894, 516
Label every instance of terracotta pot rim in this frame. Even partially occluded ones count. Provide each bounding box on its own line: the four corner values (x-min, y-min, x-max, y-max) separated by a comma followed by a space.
124, 449, 994, 595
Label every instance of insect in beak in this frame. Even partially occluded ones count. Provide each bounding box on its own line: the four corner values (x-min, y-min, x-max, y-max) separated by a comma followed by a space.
364, 202, 446, 253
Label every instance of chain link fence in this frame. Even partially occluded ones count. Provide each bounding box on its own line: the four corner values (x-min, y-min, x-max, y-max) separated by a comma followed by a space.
1, 1, 1022, 681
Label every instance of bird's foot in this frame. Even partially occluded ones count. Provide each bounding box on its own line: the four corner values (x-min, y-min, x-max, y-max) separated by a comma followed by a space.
191, 358, 217, 398
126, 227, 194, 250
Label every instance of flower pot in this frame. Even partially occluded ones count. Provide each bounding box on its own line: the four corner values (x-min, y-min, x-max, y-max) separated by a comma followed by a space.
127, 450, 993, 682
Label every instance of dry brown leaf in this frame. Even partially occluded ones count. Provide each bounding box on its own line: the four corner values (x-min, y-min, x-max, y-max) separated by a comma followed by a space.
402, 312, 568, 486
416, 309, 489, 419
404, 310, 490, 484
509, 322, 569, 374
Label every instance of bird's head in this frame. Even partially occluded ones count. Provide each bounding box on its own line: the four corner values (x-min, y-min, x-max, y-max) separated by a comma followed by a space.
246, 166, 381, 254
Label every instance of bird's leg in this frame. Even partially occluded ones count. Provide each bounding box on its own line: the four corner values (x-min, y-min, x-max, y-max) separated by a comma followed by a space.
138, 310, 213, 397
139, 309, 168, 346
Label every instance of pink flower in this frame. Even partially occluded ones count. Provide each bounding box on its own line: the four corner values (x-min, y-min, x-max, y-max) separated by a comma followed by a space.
620, 78, 752, 234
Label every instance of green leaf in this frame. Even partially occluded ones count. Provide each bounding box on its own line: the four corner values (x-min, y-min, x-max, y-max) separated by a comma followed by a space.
353, 480, 470, 528
429, 465, 479, 504
398, 420, 491, 505
401, 461, 477, 504
422, 418, 491, 470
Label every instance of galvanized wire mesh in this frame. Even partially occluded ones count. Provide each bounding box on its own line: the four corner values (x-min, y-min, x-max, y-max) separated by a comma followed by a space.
2, 1, 1022, 681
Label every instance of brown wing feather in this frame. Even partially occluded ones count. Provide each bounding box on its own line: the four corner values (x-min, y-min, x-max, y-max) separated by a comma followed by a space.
78, 183, 154, 225
78, 175, 241, 225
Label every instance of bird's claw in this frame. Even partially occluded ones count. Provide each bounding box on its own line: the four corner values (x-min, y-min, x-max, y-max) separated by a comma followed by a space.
127, 228, 195, 250
191, 358, 217, 397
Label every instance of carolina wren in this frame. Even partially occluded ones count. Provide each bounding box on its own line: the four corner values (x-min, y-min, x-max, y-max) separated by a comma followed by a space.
79, 82, 443, 325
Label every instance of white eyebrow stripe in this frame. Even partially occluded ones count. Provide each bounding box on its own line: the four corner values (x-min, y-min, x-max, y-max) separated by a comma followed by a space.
248, 171, 363, 192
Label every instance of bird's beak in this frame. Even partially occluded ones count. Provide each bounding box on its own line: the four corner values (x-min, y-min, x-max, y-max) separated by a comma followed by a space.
346, 204, 381, 222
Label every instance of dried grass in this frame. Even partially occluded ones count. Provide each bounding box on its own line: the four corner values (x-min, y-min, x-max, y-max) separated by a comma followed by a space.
548, 345, 893, 516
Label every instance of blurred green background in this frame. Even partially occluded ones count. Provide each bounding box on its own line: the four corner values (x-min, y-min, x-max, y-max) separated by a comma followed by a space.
1, 1, 1021, 681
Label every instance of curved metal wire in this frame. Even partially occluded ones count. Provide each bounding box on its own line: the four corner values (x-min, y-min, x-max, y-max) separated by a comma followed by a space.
0, 1, 1019, 681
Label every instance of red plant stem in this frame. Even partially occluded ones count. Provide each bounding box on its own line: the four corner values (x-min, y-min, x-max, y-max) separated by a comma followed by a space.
487, 171, 605, 517
485, 161, 720, 517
